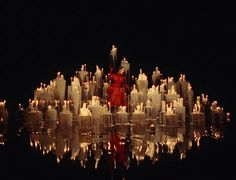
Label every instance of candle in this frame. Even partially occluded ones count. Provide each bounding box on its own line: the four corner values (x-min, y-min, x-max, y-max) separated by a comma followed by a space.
110, 44, 117, 62
227, 112, 230, 122
160, 83, 165, 93
89, 72, 92, 81
162, 100, 166, 112
28, 99, 31, 109
108, 102, 111, 112
48, 105, 52, 111
18, 103, 22, 110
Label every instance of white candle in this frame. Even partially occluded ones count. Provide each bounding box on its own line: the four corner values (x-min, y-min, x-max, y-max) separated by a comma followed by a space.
162, 100, 166, 112
108, 102, 111, 112
105, 75, 107, 82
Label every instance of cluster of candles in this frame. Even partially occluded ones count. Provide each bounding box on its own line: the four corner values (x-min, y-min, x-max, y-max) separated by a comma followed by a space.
10, 45, 230, 166
21, 61, 229, 125
18, 45, 230, 129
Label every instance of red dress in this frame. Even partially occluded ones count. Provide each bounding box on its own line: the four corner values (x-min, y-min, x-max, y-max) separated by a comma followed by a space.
106, 72, 128, 108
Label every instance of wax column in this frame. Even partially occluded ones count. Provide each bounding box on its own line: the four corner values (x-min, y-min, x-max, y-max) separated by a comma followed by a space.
159, 80, 166, 101
71, 77, 82, 116
82, 82, 89, 103
95, 65, 102, 82
0, 100, 8, 122
116, 106, 128, 124
147, 85, 161, 117
201, 94, 210, 116
180, 74, 190, 108
59, 100, 73, 126
191, 95, 205, 123
78, 64, 89, 83
55, 72, 66, 108
130, 84, 139, 104
144, 100, 152, 119
121, 58, 130, 73
166, 85, 180, 104
45, 105, 57, 121
161, 100, 166, 113
26, 100, 42, 121
151, 66, 162, 86
152, 71, 157, 86
67, 77, 73, 100
173, 98, 186, 121
88, 76, 96, 100
210, 100, 225, 122
34, 82, 53, 103
103, 79, 109, 103
101, 104, 112, 134
163, 102, 179, 127
88, 97, 104, 135
116, 106, 129, 135
136, 69, 148, 103
110, 44, 117, 68
132, 103, 145, 122
187, 83, 194, 115
71, 87, 81, 116
34, 83, 43, 100
167, 77, 174, 91
94, 65, 103, 97
78, 103, 93, 134
155, 66, 161, 85
79, 66, 87, 101
132, 103, 146, 136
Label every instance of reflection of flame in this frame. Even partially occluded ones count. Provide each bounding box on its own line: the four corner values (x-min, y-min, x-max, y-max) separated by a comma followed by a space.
145, 141, 156, 158
64, 145, 67, 153
180, 152, 186, 160
57, 157, 60, 164
22, 101, 229, 169
193, 131, 201, 147
165, 137, 177, 153
30, 140, 34, 147
188, 140, 192, 149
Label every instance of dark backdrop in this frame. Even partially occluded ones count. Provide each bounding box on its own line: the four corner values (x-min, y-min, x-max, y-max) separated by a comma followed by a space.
0, 1, 236, 179
1, 1, 235, 113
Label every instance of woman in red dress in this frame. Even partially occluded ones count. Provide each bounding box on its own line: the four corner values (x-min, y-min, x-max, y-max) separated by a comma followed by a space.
106, 66, 128, 111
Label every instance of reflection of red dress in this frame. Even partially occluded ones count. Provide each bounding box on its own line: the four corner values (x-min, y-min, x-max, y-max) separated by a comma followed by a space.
109, 132, 127, 168
106, 73, 128, 107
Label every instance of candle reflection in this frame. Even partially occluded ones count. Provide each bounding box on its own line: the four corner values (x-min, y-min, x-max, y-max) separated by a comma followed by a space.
20, 108, 227, 170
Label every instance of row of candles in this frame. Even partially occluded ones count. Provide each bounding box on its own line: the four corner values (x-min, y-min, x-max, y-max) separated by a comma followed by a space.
22, 53, 230, 123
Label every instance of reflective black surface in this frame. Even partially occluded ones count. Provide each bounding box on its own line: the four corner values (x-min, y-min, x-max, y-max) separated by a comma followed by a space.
1, 110, 235, 179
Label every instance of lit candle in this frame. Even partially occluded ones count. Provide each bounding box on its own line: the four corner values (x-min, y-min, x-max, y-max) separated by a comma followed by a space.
18, 103, 22, 110
227, 112, 230, 122
57, 72, 60, 79
48, 105, 52, 111
108, 102, 111, 112
90, 72, 92, 81
28, 99, 31, 108
162, 100, 166, 112
105, 75, 107, 82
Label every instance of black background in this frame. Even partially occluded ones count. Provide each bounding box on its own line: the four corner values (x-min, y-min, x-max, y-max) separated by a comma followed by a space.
0, 1, 236, 179
1, 1, 235, 113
